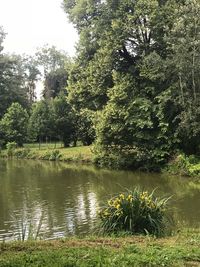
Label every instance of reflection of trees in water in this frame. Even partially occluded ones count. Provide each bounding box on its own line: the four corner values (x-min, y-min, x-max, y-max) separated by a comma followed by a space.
0, 159, 199, 240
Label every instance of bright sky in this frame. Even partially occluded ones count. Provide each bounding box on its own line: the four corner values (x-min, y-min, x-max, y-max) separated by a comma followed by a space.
0, 0, 78, 56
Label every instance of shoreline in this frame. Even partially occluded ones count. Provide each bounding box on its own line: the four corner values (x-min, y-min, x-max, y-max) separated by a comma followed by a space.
0, 146, 94, 164
0, 146, 200, 179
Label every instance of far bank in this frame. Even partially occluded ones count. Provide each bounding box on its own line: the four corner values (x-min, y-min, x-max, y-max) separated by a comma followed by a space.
0, 143, 200, 178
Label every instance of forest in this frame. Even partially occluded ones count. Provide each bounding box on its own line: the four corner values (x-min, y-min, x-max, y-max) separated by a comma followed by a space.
0, 0, 200, 171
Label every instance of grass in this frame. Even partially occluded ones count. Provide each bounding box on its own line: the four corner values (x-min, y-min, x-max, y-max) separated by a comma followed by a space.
24, 142, 65, 150
0, 143, 93, 163
0, 230, 199, 266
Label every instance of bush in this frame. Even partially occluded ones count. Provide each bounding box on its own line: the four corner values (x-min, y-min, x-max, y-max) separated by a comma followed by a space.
13, 148, 31, 159
166, 153, 200, 177
99, 188, 171, 237
6, 141, 17, 157
93, 143, 167, 171
49, 150, 61, 161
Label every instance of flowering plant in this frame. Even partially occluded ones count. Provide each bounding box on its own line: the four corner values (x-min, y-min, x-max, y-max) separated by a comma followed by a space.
99, 188, 171, 236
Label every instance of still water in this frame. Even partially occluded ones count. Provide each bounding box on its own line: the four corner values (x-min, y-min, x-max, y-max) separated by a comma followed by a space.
0, 159, 199, 241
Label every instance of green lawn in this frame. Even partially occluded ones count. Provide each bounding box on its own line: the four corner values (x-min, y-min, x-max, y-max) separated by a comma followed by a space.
24, 142, 65, 149
0, 230, 199, 267
0, 144, 93, 163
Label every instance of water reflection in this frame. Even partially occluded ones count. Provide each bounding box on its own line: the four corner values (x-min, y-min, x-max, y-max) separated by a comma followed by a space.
0, 159, 199, 241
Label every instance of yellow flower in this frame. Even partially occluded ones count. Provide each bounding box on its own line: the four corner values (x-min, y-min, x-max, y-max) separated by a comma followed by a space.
127, 195, 133, 202
113, 198, 120, 206
103, 209, 110, 216
119, 194, 125, 200
116, 210, 123, 216
116, 204, 120, 210
140, 195, 145, 200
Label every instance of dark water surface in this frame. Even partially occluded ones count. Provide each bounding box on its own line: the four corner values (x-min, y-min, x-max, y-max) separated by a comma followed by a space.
0, 159, 199, 241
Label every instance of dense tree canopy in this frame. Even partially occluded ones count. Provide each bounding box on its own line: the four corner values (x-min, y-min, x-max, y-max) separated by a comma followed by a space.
63, 0, 200, 169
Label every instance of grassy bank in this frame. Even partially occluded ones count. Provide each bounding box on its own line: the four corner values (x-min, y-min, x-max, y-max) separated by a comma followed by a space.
1, 144, 200, 179
0, 230, 199, 267
0, 144, 93, 164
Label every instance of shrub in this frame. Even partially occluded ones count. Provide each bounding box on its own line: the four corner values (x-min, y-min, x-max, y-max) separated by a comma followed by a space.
49, 150, 61, 161
14, 148, 31, 158
188, 163, 200, 177
166, 153, 200, 177
6, 141, 17, 157
99, 188, 171, 237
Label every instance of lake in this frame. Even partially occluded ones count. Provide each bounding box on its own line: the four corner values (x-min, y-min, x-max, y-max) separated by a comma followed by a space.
0, 159, 199, 241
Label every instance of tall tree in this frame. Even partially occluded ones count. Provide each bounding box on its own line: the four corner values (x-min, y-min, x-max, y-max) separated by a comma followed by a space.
64, 0, 182, 168
24, 56, 40, 106
52, 95, 76, 147
0, 54, 29, 118
36, 45, 70, 99
168, 0, 200, 154
0, 30, 29, 117
28, 100, 54, 146
43, 68, 68, 99
0, 103, 29, 146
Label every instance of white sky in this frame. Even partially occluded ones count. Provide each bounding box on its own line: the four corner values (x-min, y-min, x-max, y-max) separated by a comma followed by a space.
0, 0, 78, 56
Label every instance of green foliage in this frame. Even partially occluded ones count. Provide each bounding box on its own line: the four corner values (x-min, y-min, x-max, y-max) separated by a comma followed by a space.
1, 0, 200, 171
168, 0, 200, 155
49, 150, 61, 161
0, 54, 29, 118
99, 188, 171, 237
35, 45, 68, 75
188, 164, 200, 177
166, 154, 200, 177
94, 72, 177, 170
0, 121, 6, 149
40, 150, 61, 161
28, 97, 77, 148
51, 95, 76, 147
43, 68, 68, 99
35, 45, 71, 100
6, 141, 17, 157
23, 56, 40, 106
28, 100, 54, 143
13, 148, 31, 159
0, 103, 29, 146
76, 108, 95, 146
63, 0, 200, 169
